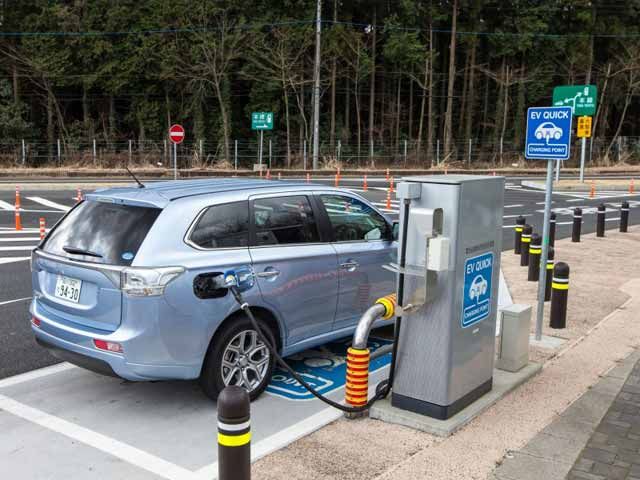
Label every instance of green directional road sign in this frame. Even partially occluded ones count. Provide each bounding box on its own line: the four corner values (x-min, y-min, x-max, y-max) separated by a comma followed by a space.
552, 85, 597, 116
251, 112, 274, 131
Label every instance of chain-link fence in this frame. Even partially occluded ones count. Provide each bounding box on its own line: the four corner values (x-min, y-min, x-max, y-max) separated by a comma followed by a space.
0, 136, 638, 170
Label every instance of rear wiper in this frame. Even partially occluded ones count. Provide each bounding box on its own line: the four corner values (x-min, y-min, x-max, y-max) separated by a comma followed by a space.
63, 245, 103, 258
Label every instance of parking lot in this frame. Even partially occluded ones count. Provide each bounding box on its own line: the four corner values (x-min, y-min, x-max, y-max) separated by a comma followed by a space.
0, 176, 639, 479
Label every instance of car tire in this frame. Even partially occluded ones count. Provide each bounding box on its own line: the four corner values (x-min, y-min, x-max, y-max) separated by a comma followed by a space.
200, 314, 276, 402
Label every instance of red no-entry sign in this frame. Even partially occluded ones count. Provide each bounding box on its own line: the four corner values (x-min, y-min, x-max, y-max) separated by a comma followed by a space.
169, 124, 185, 144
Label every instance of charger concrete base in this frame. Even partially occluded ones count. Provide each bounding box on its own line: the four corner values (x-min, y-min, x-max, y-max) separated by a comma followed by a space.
369, 363, 542, 437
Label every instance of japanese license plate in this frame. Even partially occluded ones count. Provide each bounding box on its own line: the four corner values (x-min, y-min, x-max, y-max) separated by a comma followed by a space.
54, 275, 82, 303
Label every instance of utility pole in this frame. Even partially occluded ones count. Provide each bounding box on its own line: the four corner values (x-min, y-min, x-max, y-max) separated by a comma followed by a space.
312, 0, 321, 170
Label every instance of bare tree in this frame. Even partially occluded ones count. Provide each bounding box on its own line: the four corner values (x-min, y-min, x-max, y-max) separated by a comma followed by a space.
604, 46, 640, 162
178, 10, 244, 163
246, 27, 312, 167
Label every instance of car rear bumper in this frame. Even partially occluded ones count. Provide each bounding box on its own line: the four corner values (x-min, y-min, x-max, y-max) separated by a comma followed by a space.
31, 300, 201, 381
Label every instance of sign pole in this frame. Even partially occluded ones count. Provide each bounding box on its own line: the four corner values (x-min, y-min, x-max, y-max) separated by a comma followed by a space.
579, 137, 586, 183
259, 130, 264, 172
535, 158, 555, 341
173, 142, 177, 180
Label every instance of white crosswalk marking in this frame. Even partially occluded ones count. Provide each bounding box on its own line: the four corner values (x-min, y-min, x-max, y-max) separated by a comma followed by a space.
0, 199, 61, 213
27, 197, 71, 212
0, 257, 30, 264
0, 246, 36, 251
0, 199, 16, 210
0, 237, 40, 242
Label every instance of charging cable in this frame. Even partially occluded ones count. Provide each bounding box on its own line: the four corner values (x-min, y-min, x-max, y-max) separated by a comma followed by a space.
229, 287, 388, 414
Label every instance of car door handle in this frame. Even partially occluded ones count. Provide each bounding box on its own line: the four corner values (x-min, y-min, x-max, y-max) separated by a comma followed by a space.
256, 269, 280, 279
340, 261, 359, 271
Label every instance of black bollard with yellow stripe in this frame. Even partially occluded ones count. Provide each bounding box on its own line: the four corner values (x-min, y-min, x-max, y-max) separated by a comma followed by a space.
549, 212, 557, 247
514, 215, 526, 254
620, 201, 630, 233
218, 386, 251, 480
544, 247, 555, 301
527, 233, 542, 281
572, 208, 582, 242
520, 224, 532, 267
550, 262, 569, 329
596, 203, 606, 237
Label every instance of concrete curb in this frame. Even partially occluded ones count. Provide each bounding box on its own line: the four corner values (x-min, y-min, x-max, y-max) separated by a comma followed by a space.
521, 180, 634, 192
370, 363, 542, 437
490, 348, 640, 480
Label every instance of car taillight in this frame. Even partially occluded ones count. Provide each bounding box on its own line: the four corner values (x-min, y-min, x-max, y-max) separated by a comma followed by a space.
31, 316, 41, 327
93, 339, 123, 354
120, 266, 185, 297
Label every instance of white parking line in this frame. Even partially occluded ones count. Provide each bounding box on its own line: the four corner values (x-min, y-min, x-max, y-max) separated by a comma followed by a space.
195, 407, 343, 480
0, 296, 31, 306
0, 393, 195, 480
0, 362, 75, 389
0, 228, 49, 233
504, 204, 524, 208
26, 196, 71, 212
0, 246, 35, 251
503, 214, 524, 219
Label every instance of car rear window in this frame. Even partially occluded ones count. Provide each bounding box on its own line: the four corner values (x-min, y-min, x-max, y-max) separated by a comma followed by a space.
42, 200, 161, 266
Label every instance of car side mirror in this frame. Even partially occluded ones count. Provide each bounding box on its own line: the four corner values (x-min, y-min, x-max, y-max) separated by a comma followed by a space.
392, 222, 399, 241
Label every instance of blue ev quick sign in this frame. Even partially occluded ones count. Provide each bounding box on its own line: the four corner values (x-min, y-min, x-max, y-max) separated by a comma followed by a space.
266, 337, 391, 400
462, 252, 494, 328
525, 106, 573, 160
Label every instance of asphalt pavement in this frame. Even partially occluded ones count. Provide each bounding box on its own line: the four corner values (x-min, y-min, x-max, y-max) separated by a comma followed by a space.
0, 177, 638, 380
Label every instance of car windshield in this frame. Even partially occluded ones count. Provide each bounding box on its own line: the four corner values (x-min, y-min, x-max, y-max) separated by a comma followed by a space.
42, 200, 161, 266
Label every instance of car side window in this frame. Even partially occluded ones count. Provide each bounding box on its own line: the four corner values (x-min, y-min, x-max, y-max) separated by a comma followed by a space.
253, 195, 320, 246
320, 194, 390, 242
189, 201, 249, 249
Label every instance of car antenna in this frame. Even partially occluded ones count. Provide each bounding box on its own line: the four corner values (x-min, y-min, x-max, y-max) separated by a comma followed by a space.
126, 166, 145, 189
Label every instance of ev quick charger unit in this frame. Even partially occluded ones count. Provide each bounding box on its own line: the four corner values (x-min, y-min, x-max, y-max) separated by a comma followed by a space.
392, 175, 504, 420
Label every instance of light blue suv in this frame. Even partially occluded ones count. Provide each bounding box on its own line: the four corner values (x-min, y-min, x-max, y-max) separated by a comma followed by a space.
30, 179, 396, 400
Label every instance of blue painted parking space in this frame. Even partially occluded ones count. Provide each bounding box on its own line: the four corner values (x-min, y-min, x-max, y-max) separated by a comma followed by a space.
267, 337, 392, 400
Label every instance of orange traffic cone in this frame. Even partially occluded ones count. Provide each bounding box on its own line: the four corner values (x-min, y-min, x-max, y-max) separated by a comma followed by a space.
589, 180, 596, 198
386, 168, 390, 181
15, 208, 22, 231
15, 186, 21, 209
492, 171, 496, 176
386, 189, 392, 210
39, 218, 46, 240
363, 175, 368, 191
335, 173, 339, 187
630, 178, 635, 194
306, 173, 311, 184
76, 187, 83, 202
390, 177, 395, 194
